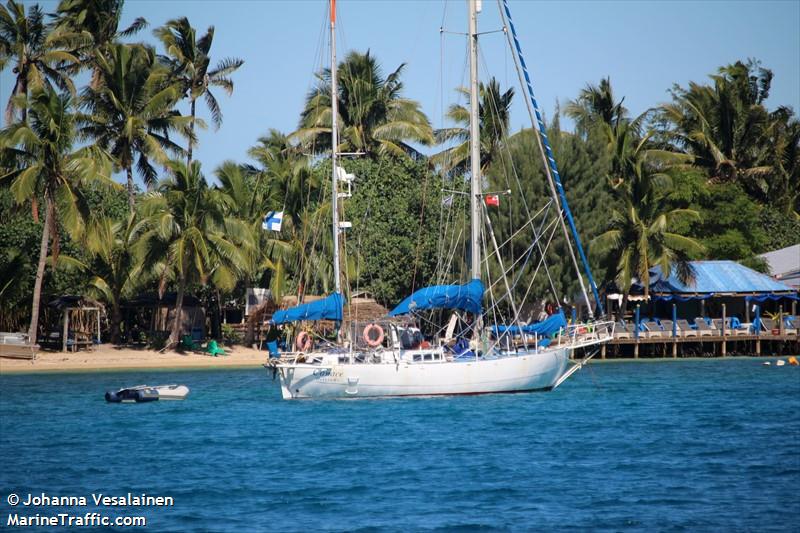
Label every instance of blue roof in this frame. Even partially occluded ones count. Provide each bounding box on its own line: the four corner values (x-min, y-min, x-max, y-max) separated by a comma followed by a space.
271, 293, 343, 324
644, 261, 797, 295
388, 279, 484, 316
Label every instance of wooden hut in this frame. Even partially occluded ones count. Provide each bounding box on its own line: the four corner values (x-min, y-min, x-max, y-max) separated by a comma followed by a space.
46, 296, 104, 352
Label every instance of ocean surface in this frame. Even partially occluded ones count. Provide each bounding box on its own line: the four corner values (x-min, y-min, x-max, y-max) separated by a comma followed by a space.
1, 359, 798, 532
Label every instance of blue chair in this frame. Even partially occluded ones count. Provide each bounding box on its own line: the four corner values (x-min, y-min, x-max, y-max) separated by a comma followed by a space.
266, 340, 280, 358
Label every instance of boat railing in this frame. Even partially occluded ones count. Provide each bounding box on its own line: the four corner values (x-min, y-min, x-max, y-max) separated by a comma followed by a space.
562, 320, 615, 349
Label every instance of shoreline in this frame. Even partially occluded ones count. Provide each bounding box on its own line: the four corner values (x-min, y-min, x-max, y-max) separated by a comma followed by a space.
0, 345, 268, 375
1, 345, 793, 375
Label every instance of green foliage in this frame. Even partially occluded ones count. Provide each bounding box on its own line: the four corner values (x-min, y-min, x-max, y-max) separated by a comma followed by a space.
344, 156, 442, 306
0, 0, 81, 123
79, 42, 190, 208
434, 77, 514, 175
296, 50, 434, 159
758, 208, 800, 252
220, 323, 241, 345
154, 16, 243, 130
1, 0, 798, 347
658, 60, 799, 215
486, 119, 613, 303
0, 87, 115, 341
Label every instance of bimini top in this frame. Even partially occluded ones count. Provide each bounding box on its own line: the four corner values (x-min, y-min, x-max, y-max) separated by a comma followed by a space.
637, 261, 797, 298
388, 279, 484, 316
271, 293, 344, 325
492, 310, 567, 338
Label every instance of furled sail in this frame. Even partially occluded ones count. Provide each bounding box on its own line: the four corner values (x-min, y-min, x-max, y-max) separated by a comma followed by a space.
388, 279, 484, 316
491, 310, 567, 338
271, 293, 344, 324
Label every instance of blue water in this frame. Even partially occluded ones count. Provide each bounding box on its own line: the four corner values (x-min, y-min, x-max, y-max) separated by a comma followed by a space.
1, 360, 799, 532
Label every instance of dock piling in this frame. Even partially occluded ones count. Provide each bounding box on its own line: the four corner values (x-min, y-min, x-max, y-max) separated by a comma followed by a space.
722, 303, 727, 357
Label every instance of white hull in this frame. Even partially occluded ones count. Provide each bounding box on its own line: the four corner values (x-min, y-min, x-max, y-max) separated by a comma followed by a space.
277, 347, 570, 399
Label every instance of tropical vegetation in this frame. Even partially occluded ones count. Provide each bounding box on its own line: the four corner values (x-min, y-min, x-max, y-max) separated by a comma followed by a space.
0, 1, 797, 347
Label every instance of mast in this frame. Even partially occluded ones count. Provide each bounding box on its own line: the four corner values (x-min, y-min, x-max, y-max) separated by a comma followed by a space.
330, 0, 342, 295
468, 0, 481, 281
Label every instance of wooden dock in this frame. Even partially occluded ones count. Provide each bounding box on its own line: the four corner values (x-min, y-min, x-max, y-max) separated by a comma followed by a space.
594, 332, 799, 359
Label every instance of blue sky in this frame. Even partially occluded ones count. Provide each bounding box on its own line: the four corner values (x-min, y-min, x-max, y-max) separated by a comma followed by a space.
3, 0, 799, 184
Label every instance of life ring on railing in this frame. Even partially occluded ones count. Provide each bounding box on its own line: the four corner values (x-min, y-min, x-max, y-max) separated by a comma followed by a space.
295, 331, 313, 352
363, 323, 385, 347
577, 327, 587, 335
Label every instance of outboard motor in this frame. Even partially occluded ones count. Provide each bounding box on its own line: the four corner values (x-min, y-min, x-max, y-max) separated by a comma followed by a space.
105, 390, 121, 403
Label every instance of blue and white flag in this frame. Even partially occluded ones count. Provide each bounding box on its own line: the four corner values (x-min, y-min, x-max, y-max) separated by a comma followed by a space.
262, 211, 284, 232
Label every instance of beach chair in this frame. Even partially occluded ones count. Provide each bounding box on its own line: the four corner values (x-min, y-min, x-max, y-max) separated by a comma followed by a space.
205, 339, 226, 356
694, 318, 714, 336
784, 316, 798, 336
730, 319, 748, 336
642, 320, 664, 338
180, 334, 202, 352
660, 320, 677, 338
712, 318, 728, 336
676, 320, 697, 338
614, 320, 631, 339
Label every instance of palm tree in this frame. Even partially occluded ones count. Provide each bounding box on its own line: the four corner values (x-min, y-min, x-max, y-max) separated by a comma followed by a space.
565, 77, 627, 136
761, 109, 800, 217
0, 0, 80, 123
244, 129, 331, 300
295, 50, 433, 158
246, 129, 318, 226
57, 214, 141, 344
154, 17, 243, 167
54, 0, 148, 83
592, 123, 703, 314
433, 77, 513, 175
0, 87, 113, 344
136, 160, 252, 348
658, 60, 775, 200
214, 160, 295, 300
80, 43, 191, 211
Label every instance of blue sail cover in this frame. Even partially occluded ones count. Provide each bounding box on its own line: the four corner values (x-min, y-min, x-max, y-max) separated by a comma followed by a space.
492, 310, 567, 338
388, 279, 484, 316
271, 293, 343, 324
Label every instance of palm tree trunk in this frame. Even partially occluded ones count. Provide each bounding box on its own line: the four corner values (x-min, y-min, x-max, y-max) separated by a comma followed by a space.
126, 166, 135, 213
619, 291, 630, 320
168, 276, 186, 349
110, 295, 122, 344
20, 77, 28, 123
187, 98, 196, 168
28, 196, 53, 345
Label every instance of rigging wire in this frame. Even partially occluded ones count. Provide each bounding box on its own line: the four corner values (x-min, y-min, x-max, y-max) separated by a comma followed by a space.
477, 45, 562, 308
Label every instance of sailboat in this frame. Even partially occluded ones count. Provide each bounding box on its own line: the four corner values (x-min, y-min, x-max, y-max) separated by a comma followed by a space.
271, 0, 613, 399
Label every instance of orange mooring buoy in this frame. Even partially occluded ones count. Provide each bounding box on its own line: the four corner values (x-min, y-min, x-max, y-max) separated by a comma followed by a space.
788, 356, 799, 366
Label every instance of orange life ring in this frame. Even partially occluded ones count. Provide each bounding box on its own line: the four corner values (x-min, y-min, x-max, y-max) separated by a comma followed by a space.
363, 323, 385, 347
295, 331, 313, 352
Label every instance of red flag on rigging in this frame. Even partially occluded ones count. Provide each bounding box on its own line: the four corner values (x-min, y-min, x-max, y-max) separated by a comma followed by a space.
485, 194, 500, 207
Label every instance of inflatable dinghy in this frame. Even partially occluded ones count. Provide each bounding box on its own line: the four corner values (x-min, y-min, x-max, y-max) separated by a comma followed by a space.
105, 384, 190, 403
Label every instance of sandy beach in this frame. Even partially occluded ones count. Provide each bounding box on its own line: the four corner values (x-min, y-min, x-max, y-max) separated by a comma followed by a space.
0, 345, 269, 374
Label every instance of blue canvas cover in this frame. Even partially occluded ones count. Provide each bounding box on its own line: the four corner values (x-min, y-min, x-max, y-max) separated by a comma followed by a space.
388, 279, 484, 316
492, 310, 567, 338
271, 293, 343, 325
